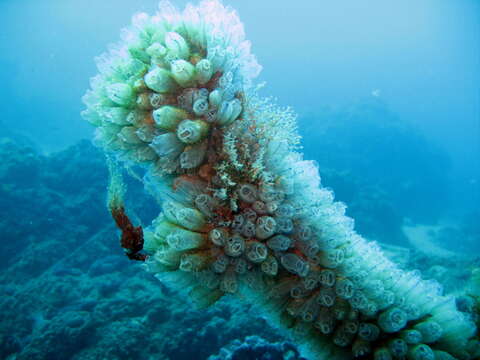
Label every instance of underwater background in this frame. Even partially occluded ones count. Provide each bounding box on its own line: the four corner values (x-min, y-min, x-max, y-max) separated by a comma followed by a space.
0, 0, 479, 359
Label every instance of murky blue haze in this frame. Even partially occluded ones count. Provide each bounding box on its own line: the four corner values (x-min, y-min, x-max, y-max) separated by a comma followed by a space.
0, 0, 478, 359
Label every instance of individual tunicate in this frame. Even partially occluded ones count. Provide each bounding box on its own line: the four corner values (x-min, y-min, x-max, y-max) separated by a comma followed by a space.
238, 184, 257, 203
106, 83, 134, 106
246, 242, 268, 263
358, 323, 380, 342
224, 234, 245, 257
280, 253, 309, 277
153, 106, 188, 130
408, 344, 434, 360
144, 67, 177, 93
378, 307, 408, 333
209, 228, 228, 246
255, 216, 276, 240
195, 59, 213, 84
266, 235, 291, 251
177, 119, 209, 144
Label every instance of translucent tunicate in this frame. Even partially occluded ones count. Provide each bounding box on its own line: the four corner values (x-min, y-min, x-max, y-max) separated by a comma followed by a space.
314, 307, 335, 334
408, 344, 434, 360
378, 307, 408, 333
118, 126, 143, 144
241, 220, 256, 238
358, 323, 380, 342
252, 201, 267, 214
374, 348, 392, 360
166, 227, 204, 250
106, 83, 134, 106
275, 204, 295, 218
388, 338, 408, 357
414, 321, 443, 343
231, 257, 247, 274
400, 329, 423, 344
238, 183, 257, 203
266, 235, 291, 251
255, 216, 276, 240
317, 287, 336, 307
261, 255, 278, 276
153, 106, 188, 130
220, 270, 237, 293
333, 327, 353, 347
275, 217, 293, 234
242, 208, 257, 222
144, 67, 177, 93
318, 248, 345, 268
194, 193, 214, 217
231, 215, 244, 231
164, 31, 190, 59
209, 228, 228, 246
224, 233, 245, 257
280, 253, 309, 277
177, 119, 209, 144
246, 242, 268, 263
179, 253, 207, 272
150, 133, 184, 157
212, 254, 229, 273
193, 98, 209, 116
296, 225, 312, 241
180, 141, 207, 169
195, 59, 213, 84
162, 201, 205, 231
302, 272, 319, 290
319, 269, 336, 287
335, 278, 354, 299
216, 99, 242, 126
352, 340, 371, 358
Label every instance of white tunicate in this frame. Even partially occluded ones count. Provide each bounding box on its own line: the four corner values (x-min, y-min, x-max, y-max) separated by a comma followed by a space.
209, 228, 228, 247
343, 320, 359, 334
275, 217, 293, 234
350, 291, 369, 310
150, 133, 184, 157
246, 242, 268, 263
266, 235, 291, 251
319, 270, 336, 287
352, 340, 371, 358
212, 255, 229, 273
224, 234, 245, 257
238, 183, 257, 203
333, 327, 353, 348
290, 285, 308, 299
378, 307, 408, 333
135, 125, 156, 142
255, 216, 276, 240
166, 228, 203, 250
162, 201, 205, 231
280, 253, 309, 277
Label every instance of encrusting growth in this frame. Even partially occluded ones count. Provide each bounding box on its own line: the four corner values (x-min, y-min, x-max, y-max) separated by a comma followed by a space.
82, 1, 479, 358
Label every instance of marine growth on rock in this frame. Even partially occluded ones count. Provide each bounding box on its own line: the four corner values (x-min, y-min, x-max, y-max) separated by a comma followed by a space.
82, 1, 479, 359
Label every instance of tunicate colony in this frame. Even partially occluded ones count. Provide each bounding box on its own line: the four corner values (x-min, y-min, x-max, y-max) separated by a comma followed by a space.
82, 1, 479, 359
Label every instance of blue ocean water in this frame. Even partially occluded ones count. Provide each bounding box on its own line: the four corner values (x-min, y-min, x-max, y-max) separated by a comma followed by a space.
0, 0, 478, 359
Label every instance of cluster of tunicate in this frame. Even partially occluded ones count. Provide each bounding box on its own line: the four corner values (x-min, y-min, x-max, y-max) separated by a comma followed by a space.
83, 1, 479, 359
